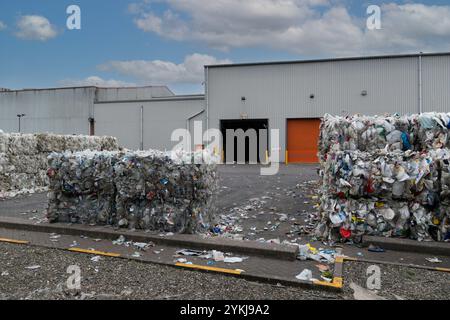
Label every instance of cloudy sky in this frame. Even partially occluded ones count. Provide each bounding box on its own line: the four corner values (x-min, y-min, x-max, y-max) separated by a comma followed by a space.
1, 0, 450, 94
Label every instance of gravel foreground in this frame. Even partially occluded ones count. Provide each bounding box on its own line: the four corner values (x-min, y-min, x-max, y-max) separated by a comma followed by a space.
0, 242, 449, 300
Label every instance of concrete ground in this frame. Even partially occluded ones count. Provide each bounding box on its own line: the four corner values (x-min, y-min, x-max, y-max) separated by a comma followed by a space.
216, 164, 320, 243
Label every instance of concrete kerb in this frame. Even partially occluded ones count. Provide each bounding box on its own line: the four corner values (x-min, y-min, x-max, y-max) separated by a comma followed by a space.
362, 235, 450, 257
0, 217, 298, 261
343, 256, 450, 273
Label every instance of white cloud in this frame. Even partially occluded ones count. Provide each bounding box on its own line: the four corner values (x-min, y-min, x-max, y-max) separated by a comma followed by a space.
363, 3, 450, 53
15, 15, 58, 41
130, 1, 450, 55
99, 53, 232, 85
59, 76, 136, 88
0, 21, 6, 31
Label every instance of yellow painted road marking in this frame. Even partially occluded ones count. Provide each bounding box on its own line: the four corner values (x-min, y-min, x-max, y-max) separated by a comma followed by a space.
313, 277, 343, 289
175, 263, 243, 275
436, 267, 450, 273
0, 237, 29, 245
335, 256, 344, 263
68, 248, 121, 257
343, 256, 359, 261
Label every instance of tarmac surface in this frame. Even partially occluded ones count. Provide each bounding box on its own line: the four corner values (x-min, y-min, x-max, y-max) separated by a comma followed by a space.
216, 164, 320, 243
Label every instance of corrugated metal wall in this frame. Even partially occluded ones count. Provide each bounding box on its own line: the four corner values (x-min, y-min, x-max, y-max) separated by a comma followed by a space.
94, 97, 205, 151
422, 56, 450, 113
207, 55, 450, 162
95, 86, 174, 102
0, 87, 94, 134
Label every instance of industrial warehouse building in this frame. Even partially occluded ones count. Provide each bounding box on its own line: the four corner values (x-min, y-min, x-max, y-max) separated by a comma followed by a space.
1, 52, 450, 163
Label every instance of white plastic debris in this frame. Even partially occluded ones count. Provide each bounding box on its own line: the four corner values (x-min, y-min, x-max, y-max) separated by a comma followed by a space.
25, 265, 41, 270
212, 250, 225, 262
295, 269, 313, 281
90, 256, 101, 262
223, 257, 246, 263
425, 257, 443, 263
131, 252, 142, 258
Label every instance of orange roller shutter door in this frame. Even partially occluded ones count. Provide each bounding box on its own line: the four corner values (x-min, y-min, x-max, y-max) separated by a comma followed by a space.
287, 119, 321, 163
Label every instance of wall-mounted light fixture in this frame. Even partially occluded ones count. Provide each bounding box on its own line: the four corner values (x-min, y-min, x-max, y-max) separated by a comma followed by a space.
17, 113, 26, 133
361, 90, 368, 96
310, 94, 315, 99
241, 96, 246, 101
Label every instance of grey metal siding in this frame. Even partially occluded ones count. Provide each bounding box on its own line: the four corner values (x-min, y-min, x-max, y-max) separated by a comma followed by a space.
95, 99, 205, 151
207, 56, 427, 161
422, 55, 450, 113
0, 87, 94, 134
95, 87, 174, 102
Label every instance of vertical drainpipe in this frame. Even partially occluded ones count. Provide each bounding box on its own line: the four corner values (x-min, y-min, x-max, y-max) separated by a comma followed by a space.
418, 53, 423, 114
140, 105, 144, 151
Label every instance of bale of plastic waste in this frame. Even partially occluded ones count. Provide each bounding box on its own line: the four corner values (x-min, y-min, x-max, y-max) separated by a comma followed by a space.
46, 149, 219, 234
47, 151, 120, 224
417, 113, 450, 150
0, 131, 120, 197
316, 112, 450, 242
319, 113, 450, 160
316, 196, 447, 242
114, 150, 218, 233
320, 149, 440, 202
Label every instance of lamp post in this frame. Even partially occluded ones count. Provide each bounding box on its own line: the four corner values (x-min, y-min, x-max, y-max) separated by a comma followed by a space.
17, 114, 26, 133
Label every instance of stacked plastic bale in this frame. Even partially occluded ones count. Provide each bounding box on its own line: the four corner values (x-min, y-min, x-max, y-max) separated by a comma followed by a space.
114, 150, 218, 233
0, 132, 11, 191
47, 149, 219, 234
317, 113, 450, 242
318, 114, 418, 161
47, 151, 120, 224
0, 131, 120, 197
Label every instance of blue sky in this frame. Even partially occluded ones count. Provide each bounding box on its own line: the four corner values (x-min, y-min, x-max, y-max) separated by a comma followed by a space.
1, 0, 450, 94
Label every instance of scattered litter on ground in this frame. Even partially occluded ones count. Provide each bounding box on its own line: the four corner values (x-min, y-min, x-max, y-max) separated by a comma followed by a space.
368, 245, 385, 253
25, 265, 41, 270
425, 257, 443, 263
131, 252, 142, 258
295, 269, 315, 281
298, 244, 336, 264
175, 249, 247, 264
90, 256, 101, 262
223, 257, 246, 263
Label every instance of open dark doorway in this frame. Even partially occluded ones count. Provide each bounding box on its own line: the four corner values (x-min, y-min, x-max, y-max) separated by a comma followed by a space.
220, 119, 269, 164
